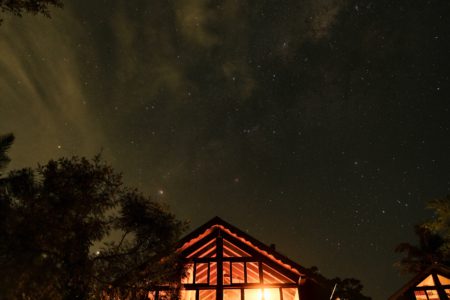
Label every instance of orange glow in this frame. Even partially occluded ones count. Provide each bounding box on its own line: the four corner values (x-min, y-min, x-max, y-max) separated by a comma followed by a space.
179, 224, 302, 276
244, 288, 280, 300
217, 226, 301, 276
257, 289, 270, 300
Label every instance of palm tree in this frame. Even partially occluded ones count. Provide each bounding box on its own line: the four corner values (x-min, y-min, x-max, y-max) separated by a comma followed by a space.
395, 225, 448, 274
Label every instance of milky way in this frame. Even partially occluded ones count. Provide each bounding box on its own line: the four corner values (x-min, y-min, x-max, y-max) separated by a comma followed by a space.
1, 1, 450, 298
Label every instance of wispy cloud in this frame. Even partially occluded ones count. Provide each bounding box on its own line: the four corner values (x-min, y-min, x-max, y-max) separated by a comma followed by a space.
0, 11, 107, 168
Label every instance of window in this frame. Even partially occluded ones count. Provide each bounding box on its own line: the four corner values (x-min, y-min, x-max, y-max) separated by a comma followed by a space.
417, 275, 436, 287
244, 289, 261, 300
438, 274, 450, 285
426, 289, 440, 300
224, 289, 241, 300
199, 290, 216, 300
223, 261, 231, 285
246, 262, 260, 283
242, 289, 280, 300
223, 239, 251, 257
210, 262, 217, 285
445, 289, 450, 297
195, 263, 209, 284
148, 291, 156, 300
182, 264, 194, 284
187, 238, 217, 258
158, 291, 170, 300
262, 288, 280, 300
413, 273, 450, 300
414, 290, 428, 300
232, 262, 245, 284
282, 288, 299, 300
181, 290, 196, 300
262, 264, 294, 284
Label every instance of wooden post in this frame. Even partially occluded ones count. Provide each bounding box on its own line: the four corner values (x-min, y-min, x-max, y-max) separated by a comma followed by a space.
217, 231, 223, 300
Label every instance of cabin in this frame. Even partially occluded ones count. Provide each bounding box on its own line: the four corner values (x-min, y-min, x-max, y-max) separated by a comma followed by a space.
389, 264, 450, 300
161, 217, 329, 300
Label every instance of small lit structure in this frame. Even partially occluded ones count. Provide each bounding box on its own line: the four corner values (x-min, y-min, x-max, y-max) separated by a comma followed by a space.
390, 264, 450, 300
157, 217, 328, 300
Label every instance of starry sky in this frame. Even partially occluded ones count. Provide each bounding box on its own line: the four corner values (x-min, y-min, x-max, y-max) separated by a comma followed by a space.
1, 0, 449, 298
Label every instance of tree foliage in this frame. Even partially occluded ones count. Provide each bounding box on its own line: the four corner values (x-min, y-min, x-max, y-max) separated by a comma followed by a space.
423, 196, 450, 244
0, 0, 63, 24
0, 132, 14, 171
0, 156, 186, 300
395, 195, 450, 274
307, 266, 372, 300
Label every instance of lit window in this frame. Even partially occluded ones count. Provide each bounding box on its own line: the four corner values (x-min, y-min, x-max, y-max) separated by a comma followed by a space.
196, 263, 209, 284
438, 274, 450, 285
426, 289, 440, 300
245, 288, 261, 300
187, 238, 217, 258
232, 262, 245, 283
210, 262, 217, 285
417, 275, 436, 287
246, 262, 260, 283
244, 289, 280, 300
262, 264, 295, 284
445, 289, 450, 297
223, 261, 231, 285
414, 290, 427, 300
182, 264, 194, 284
181, 290, 196, 300
158, 291, 170, 300
224, 289, 241, 300
199, 290, 216, 300
262, 288, 280, 300
282, 288, 299, 300
148, 291, 156, 300
223, 239, 251, 257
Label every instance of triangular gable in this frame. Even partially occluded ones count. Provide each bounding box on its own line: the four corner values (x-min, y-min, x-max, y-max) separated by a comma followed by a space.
417, 275, 436, 287
437, 274, 450, 285
389, 264, 450, 300
222, 238, 251, 257
178, 217, 313, 282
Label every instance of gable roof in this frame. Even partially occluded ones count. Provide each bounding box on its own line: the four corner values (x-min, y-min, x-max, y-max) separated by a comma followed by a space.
389, 264, 450, 300
177, 216, 316, 281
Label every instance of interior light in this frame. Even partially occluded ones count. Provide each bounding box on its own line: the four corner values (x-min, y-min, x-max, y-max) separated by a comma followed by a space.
256, 289, 272, 300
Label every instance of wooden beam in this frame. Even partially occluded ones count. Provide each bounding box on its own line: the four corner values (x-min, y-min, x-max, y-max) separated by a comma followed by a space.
220, 231, 300, 282
217, 235, 223, 300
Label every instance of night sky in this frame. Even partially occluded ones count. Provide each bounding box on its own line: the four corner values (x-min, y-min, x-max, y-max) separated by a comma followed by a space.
1, 1, 450, 298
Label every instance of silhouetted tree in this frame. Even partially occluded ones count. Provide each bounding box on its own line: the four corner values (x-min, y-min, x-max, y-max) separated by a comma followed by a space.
0, 0, 63, 24
331, 277, 372, 300
423, 196, 450, 251
395, 226, 447, 274
395, 196, 450, 274
0, 156, 186, 300
306, 266, 372, 300
0, 133, 14, 171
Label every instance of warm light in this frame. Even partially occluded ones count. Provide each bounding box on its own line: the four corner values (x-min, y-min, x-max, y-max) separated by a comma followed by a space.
259, 289, 271, 300
252, 289, 278, 300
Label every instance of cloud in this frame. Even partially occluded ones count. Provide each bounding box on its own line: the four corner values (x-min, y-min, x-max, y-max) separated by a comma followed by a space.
0, 11, 107, 168
307, 0, 348, 40
175, 0, 220, 47
0, 0, 349, 172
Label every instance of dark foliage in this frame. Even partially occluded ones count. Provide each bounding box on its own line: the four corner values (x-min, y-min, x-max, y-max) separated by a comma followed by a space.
395, 226, 447, 274
396, 196, 450, 274
0, 156, 186, 300
0, 132, 14, 171
0, 0, 63, 23
307, 266, 372, 300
